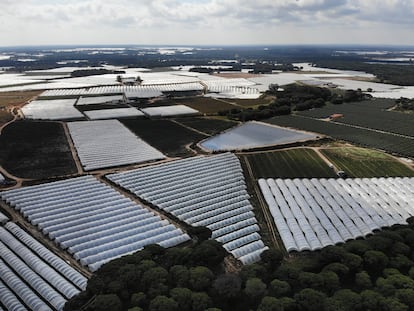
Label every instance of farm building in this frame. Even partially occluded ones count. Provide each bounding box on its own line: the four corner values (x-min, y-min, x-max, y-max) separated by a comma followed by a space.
329, 113, 344, 120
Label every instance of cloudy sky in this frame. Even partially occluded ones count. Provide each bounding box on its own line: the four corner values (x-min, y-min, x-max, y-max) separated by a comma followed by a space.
0, 0, 413, 46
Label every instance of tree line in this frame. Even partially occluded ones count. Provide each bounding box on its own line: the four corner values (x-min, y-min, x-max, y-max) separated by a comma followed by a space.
65, 222, 414, 311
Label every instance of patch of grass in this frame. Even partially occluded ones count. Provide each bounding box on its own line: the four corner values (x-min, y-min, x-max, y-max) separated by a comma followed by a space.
173, 97, 236, 114
321, 147, 414, 177
174, 117, 238, 135
242, 148, 336, 179
0, 121, 77, 179
0, 90, 41, 108
121, 119, 207, 157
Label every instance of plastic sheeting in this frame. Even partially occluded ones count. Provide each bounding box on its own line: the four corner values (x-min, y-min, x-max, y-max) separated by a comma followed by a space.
108, 153, 267, 264
258, 177, 414, 253
1, 175, 190, 272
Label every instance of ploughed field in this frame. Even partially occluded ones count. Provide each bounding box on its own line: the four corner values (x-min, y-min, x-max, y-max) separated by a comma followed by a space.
0, 121, 77, 179
121, 118, 207, 157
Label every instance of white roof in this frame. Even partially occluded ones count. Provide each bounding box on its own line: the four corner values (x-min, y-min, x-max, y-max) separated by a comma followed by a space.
141, 105, 199, 117
259, 177, 414, 253
21, 99, 84, 120
107, 153, 267, 264
84, 108, 144, 120
67, 120, 165, 171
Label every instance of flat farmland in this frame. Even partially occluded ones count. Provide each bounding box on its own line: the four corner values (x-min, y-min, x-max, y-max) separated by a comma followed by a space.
266, 115, 414, 157
0, 90, 42, 108
297, 99, 414, 137
321, 147, 414, 177
0, 121, 77, 179
174, 117, 238, 135
173, 97, 236, 114
241, 148, 336, 179
121, 118, 207, 157
231, 97, 273, 108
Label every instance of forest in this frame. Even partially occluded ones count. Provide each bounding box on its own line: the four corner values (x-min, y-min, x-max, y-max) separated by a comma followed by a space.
65, 222, 414, 311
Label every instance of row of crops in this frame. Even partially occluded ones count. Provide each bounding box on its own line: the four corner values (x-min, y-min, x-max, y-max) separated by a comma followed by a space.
266, 115, 414, 157
297, 99, 414, 138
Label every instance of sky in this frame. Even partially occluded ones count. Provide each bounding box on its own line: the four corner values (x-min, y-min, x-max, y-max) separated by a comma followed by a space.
0, 0, 413, 46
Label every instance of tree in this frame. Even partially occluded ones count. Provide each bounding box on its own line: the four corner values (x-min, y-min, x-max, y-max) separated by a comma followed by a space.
355, 271, 372, 290
92, 294, 122, 311
130, 292, 146, 308
328, 289, 362, 311
320, 271, 340, 294
341, 253, 363, 271
363, 250, 389, 273
322, 263, 350, 280
189, 266, 214, 291
190, 240, 226, 268
360, 290, 385, 310
294, 289, 326, 311
170, 287, 193, 311
257, 296, 283, 311
244, 278, 267, 300
298, 272, 324, 291
149, 296, 178, 311
395, 289, 414, 309
142, 267, 169, 291
191, 292, 212, 311
382, 298, 409, 311
213, 274, 242, 300
261, 249, 283, 271
188, 226, 212, 242
269, 279, 291, 297
169, 265, 190, 287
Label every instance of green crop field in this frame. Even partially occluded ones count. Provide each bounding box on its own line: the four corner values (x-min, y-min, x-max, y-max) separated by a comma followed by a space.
241, 148, 336, 179
297, 99, 414, 137
121, 119, 207, 157
321, 147, 414, 178
266, 115, 414, 157
174, 117, 238, 135
0, 121, 77, 179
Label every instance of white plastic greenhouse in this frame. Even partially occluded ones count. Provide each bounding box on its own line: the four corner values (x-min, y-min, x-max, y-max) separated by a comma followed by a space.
258, 177, 414, 253
1, 175, 190, 272
107, 153, 267, 264
67, 119, 165, 170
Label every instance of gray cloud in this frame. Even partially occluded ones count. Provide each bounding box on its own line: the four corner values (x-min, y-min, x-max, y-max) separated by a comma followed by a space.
1, 0, 413, 46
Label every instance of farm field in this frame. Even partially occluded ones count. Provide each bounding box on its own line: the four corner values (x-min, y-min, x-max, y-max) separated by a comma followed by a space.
121, 118, 207, 157
321, 147, 414, 177
173, 97, 236, 114
0, 121, 77, 179
266, 114, 414, 157
241, 148, 336, 179
0, 90, 41, 108
0, 109, 13, 127
231, 97, 273, 108
174, 117, 238, 135
297, 99, 414, 137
